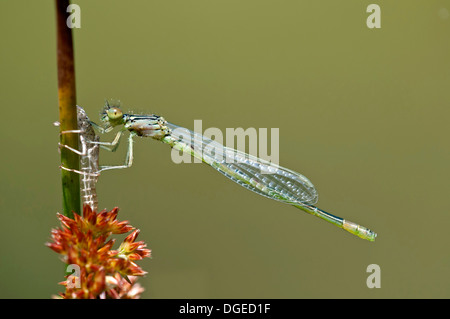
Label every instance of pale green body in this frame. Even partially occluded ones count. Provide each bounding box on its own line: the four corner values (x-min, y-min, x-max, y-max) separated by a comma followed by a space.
97, 104, 377, 241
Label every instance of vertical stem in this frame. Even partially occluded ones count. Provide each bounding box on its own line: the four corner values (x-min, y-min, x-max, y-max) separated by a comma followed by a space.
56, 0, 80, 218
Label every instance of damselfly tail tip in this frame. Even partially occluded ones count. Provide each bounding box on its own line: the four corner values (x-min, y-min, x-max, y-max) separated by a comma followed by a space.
343, 220, 377, 242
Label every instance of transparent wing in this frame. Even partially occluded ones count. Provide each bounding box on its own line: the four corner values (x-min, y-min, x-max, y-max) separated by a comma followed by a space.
166, 122, 318, 205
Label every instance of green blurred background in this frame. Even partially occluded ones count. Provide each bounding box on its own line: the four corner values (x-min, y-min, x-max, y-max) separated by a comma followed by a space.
0, 0, 449, 298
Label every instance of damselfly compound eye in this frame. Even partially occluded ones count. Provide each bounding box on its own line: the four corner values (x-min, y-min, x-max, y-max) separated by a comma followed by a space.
107, 107, 123, 120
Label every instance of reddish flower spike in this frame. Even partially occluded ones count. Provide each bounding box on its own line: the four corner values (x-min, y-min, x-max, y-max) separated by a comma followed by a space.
47, 204, 150, 299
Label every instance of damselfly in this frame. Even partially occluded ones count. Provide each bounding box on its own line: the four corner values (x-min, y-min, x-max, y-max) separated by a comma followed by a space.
93, 102, 377, 241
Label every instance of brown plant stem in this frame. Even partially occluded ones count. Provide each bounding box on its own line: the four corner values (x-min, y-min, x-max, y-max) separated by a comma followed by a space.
56, 0, 80, 218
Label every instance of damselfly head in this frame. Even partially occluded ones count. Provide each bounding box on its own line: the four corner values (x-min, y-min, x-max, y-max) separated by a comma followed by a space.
101, 99, 125, 126
106, 107, 123, 120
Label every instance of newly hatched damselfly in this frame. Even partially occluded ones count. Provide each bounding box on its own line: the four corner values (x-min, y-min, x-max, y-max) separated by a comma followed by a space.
93, 102, 377, 241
